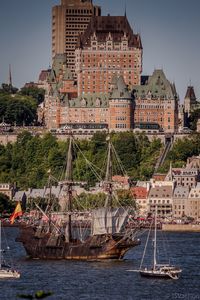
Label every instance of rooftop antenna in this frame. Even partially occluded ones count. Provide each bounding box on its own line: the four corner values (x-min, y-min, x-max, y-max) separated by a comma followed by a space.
124, 2, 127, 17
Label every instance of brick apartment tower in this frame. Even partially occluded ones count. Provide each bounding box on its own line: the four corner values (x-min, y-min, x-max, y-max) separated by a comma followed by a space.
75, 15, 142, 96
52, 0, 101, 79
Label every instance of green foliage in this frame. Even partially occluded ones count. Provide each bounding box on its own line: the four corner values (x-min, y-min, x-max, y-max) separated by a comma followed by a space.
157, 133, 200, 173
0, 193, 15, 213
27, 195, 60, 212
0, 93, 37, 125
73, 192, 106, 210
0, 83, 18, 94
73, 190, 136, 210
19, 86, 45, 105
188, 108, 200, 130
116, 189, 136, 208
0, 132, 162, 189
17, 290, 53, 299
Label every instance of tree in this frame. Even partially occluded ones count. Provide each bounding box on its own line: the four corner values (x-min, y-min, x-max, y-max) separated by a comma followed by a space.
188, 108, 200, 130
115, 189, 136, 208
19, 86, 45, 105
0, 95, 37, 125
0, 132, 163, 189
0, 193, 15, 214
0, 83, 18, 94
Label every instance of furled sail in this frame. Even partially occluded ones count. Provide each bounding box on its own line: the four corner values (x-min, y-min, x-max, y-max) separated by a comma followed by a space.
92, 207, 128, 235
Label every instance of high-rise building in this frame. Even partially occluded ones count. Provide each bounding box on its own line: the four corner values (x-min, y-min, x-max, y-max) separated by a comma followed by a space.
52, 0, 101, 78
75, 15, 142, 95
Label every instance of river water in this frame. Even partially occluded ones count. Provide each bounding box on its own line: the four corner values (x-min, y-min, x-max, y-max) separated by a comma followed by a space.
0, 227, 200, 300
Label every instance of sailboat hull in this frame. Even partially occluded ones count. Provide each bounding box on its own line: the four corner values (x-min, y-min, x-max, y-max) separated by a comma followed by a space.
0, 269, 20, 279
16, 225, 140, 260
140, 270, 180, 280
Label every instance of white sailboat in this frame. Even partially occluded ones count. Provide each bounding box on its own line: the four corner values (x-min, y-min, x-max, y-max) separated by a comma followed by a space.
139, 206, 182, 280
0, 220, 20, 279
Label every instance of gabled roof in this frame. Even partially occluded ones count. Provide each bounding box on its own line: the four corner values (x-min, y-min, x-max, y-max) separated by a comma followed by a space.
110, 75, 131, 100
189, 185, 200, 198
38, 69, 51, 82
173, 186, 190, 198
131, 187, 148, 199
132, 69, 178, 100
78, 15, 142, 49
148, 185, 173, 198
50, 54, 67, 80
62, 67, 74, 81
67, 93, 109, 108
185, 86, 196, 100
13, 191, 27, 201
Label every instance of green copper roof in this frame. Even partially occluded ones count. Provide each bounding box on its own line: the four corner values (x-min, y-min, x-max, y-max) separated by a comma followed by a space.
110, 75, 131, 100
61, 93, 109, 108
132, 69, 178, 100
50, 54, 67, 80
62, 67, 74, 81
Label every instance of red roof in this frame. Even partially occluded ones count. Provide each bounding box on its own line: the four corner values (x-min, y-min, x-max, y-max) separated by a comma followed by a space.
130, 187, 148, 199
152, 174, 167, 181
112, 175, 129, 185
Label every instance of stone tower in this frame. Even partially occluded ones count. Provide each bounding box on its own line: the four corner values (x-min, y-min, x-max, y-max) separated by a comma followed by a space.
184, 86, 197, 117
109, 75, 133, 131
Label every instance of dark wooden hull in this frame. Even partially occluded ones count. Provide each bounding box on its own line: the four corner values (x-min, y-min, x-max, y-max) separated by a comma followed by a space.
16, 225, 140, 260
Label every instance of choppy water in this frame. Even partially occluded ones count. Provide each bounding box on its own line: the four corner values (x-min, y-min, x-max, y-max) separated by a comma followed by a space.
0, 228, 200, 300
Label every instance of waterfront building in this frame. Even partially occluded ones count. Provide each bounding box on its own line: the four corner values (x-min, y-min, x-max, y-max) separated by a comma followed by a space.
173, 186, 190, 219
186, 155, 200, 169
187, 184, 200, 221
132, 69, 179, 133
131, 186, 148, 216
75, 15, 142, 95
52, 0, 101, 78
172, 168, 200, 188
0, 183, 15, 200
148, 179, 174, 218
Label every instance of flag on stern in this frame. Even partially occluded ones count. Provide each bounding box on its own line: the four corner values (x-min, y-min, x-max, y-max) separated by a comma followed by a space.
10, 202, 23, 224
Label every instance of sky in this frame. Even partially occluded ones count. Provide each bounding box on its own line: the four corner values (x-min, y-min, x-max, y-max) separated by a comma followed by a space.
0, 0, 200, 101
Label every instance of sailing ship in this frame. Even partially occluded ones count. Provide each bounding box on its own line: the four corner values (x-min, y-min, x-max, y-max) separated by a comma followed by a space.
16, 134, 140, 260
139, 206, 182, 279
0, 220, 20, 279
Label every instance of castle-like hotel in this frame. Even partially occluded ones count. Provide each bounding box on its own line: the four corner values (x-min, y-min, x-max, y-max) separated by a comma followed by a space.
37, 0, 199, 134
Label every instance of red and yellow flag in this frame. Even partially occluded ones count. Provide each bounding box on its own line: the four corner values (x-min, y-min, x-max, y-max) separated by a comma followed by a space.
10, 202, 23, 224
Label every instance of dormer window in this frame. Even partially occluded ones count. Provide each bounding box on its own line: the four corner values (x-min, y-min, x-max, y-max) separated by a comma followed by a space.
95, 98, 101, 107
81, 98, 87, 107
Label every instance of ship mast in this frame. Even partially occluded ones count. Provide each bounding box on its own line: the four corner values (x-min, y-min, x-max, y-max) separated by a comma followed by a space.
153, 205, 157, 270
64, 134, 73, 241
0, 220, 1, 269
104, 136, 113, 208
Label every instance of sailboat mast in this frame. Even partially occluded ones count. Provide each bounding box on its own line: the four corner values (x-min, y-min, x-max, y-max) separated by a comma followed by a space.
153, 205, 157, 270
0, 220, 1, 268
65, 134, 73, 241
104, 137, 113, 207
